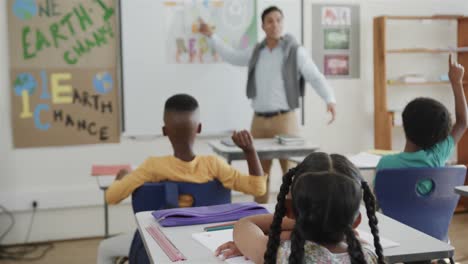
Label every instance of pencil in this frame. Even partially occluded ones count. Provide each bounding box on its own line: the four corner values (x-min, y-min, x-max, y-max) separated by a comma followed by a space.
204, 225, 234, 232
203, 221, 236, 230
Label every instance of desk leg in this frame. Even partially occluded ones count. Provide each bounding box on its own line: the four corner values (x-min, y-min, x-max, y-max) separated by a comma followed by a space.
104, 193, 109, 238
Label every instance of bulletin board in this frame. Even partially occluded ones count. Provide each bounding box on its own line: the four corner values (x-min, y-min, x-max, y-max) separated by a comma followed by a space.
311, 4, 360, 79
8, 0, 120, 148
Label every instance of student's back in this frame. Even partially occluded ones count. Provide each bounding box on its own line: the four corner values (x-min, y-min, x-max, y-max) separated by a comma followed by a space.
105, 94, 266, 204
272, 158, 380, 264
277, 240, 376, 264
216, 153, 385, 264
98, 94, 267, 264
376, 55, 467, 194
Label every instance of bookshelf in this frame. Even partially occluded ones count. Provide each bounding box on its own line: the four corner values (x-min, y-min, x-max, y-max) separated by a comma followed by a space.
374, 15, 468, 210
374, 15, 468, 149
387, 48, 468, 54
387, 81, 450, 86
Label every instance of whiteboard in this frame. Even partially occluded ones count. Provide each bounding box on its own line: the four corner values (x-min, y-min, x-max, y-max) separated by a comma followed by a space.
121, 0, 302, 135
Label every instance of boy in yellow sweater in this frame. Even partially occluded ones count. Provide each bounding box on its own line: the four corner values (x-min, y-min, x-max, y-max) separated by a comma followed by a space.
105, 93, 267, 205
98, 94, 266, 264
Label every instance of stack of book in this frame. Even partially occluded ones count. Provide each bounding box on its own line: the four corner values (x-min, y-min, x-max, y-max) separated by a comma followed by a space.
399, 74, 427, 83
275, 135, 305, 145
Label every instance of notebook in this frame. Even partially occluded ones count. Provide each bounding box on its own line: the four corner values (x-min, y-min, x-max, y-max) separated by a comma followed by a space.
192, 229, 253, 264
275, 135, 305, 146
192, 229, 399, 263
221, 138, 237, 147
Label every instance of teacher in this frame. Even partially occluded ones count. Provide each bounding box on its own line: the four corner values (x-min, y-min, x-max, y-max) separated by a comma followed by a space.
200, 6, 336, 203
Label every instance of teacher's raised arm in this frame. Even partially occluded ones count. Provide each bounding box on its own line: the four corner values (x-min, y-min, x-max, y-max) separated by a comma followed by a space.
201, 6, 336, 203
199, 18, 253, 66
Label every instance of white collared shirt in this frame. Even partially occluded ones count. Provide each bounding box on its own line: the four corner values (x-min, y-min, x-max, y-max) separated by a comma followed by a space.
208, 34, 336, 112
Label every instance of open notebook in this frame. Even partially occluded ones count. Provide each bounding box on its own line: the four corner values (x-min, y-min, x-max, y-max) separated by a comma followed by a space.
192, 229, 399, 264
192, 229, 253, 264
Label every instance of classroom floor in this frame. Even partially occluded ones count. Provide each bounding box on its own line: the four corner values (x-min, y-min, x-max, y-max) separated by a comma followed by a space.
1, 199, 467, 264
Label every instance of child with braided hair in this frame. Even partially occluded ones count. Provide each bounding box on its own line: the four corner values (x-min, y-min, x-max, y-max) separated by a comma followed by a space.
215, 152, 385, 264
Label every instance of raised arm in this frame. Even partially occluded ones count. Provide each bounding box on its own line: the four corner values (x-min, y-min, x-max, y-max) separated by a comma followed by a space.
232, 130, 263, 176
297, 47, 337, 124
199, 19, 252, 66
448, 54, 468, 143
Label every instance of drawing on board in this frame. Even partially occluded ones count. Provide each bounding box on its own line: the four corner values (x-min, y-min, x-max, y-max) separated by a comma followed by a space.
164, 0, 257, 64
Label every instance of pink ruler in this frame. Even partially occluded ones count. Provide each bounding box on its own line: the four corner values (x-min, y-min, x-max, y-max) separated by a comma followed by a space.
145, 224, 187, 262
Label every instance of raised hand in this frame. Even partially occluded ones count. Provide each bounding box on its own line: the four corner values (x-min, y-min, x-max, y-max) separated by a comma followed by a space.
198, 18, 213, 37
449, 53, 465, 84
115, 169, 128, 181
232, 130, 255, 153
215, 241, 243, 260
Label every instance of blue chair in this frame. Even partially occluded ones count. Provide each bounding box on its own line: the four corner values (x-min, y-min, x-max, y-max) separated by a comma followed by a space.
129, 180, 231, 264
375, 166, 466, 263
131, 180, 232, 213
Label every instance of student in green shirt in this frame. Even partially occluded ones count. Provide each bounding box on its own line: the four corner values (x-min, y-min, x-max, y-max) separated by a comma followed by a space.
376, 55, 468, 195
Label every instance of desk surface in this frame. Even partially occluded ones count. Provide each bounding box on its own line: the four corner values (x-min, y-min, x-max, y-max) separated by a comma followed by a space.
208, 139, 318, 161
289, 153, 381, 170
136, 204, 453, 264
455, 186, 468, 196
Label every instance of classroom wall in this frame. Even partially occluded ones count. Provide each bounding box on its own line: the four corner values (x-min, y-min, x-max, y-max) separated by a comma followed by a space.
1, 0, 468, 245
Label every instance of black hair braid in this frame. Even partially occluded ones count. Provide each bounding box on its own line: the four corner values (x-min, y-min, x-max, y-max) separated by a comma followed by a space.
288, 217, 305, 264
362, 182, 386, 264
344, 226, 367, 264
263, 168, 296, 264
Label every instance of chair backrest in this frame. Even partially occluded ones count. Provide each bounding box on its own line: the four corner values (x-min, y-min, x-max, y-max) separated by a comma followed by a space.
375, 166, 466, 241
129, 180, 231, 264
131, 182, 167, 214
131, 180, 231, 213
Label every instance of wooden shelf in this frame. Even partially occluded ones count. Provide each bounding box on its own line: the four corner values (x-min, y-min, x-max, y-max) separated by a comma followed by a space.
373, 16, 468, 150
387, 48, 468, 54
385, 15, 462, 20
387, 81, 450, 86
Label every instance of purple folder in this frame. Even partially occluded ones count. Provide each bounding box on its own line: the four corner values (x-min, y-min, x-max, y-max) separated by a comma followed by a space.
151, 202, 269, 227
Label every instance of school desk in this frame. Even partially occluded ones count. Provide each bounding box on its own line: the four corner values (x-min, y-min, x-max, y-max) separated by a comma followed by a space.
289, 152, 381, 171
208, 139, 319, 164
135, 204, 454, 263
455, 186, 468, 196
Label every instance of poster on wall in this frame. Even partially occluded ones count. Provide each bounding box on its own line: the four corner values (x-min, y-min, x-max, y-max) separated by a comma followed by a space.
324, 28, 350, 50
324, 55, 349, 75
321, 6, 351, 26
8, 0, 120, 148
312, 4, 360, 79
164, 0, 257, 64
